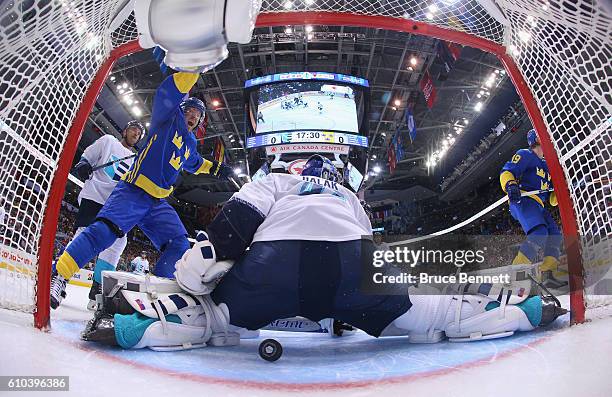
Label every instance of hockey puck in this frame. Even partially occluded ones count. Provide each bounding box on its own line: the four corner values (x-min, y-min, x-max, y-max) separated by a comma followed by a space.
258, 339, 283, 362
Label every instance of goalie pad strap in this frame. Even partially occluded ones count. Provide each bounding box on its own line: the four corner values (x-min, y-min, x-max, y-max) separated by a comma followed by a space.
121, 289, 200, 319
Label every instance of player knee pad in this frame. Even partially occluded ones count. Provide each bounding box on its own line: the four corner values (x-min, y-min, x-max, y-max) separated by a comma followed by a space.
97, 271, 238, 350
154, 235, 191, 278
95, 217, 125, 238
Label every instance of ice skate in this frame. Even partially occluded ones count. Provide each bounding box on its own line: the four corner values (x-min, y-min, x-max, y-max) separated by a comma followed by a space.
50, 272, 68, 310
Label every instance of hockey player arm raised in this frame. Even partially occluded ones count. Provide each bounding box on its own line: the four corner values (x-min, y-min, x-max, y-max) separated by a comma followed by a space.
151, 72, 199, 125
500, 149, 531, 203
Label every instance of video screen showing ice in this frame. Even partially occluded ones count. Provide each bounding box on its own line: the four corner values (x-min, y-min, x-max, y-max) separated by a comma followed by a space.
255, 81, 358, 134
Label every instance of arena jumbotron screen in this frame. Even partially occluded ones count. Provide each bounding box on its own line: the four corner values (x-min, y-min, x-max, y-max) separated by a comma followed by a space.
244, 72, 370, 143
256, 81, 358, 134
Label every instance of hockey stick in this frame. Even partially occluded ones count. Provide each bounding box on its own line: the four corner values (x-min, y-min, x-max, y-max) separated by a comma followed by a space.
389, 188, 554, 246
91, 154, 137, 171
228, 175, 241, 190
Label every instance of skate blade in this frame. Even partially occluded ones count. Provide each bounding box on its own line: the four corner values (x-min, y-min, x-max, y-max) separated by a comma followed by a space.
150, 343, 207, 352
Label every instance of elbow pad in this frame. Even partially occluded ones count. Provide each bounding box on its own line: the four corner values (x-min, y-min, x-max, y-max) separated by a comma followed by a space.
207, 198, 264, 260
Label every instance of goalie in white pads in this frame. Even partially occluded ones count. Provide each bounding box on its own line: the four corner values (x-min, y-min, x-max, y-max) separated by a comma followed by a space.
82, 154, 566, 351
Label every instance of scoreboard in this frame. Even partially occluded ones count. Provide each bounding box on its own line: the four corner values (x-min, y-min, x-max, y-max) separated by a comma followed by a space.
246, 130, 368, 149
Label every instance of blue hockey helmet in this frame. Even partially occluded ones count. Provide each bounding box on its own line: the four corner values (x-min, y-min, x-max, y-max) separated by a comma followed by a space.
527, 129, 539, 147
180, 97, 206, 128
301, 154, 343, 182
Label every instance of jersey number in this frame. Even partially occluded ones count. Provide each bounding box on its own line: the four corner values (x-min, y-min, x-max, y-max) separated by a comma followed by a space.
512, 154, 522, 163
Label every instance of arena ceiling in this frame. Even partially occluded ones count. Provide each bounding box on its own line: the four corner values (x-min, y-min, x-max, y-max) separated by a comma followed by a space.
79, 24, 519, 204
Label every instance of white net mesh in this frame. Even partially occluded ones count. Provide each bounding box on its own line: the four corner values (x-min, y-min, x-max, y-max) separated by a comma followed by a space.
0, 0, 609, 322
0, 0, 118, 313
498, 0, 611, 310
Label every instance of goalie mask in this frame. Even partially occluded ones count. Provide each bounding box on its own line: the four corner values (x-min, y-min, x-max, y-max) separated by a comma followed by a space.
301, 154, 343, 183
134, 0, 262, 73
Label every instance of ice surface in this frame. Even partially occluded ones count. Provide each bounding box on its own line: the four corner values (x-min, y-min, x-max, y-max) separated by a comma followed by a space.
0, 282, 611, 396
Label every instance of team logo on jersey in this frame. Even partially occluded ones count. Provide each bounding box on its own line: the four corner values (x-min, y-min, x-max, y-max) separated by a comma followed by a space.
104, 155, 132, 181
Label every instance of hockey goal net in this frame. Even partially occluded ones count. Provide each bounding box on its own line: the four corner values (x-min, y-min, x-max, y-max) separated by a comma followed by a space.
0, 1, 609, 329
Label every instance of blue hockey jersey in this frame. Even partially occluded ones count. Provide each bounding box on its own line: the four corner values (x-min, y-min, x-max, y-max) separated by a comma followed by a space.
122, 72, 218, 198
500, 148, 554, 206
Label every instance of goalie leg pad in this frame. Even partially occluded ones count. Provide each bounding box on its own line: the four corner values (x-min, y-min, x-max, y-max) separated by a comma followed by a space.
391, 286, 540, 343
444, 296, 539, 342
116, 313, 218, 351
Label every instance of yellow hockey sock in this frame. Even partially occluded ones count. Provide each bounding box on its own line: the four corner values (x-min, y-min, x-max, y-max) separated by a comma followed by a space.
512, 251, 532, 265
56, 252, 79, 280
540, 256, 559, 272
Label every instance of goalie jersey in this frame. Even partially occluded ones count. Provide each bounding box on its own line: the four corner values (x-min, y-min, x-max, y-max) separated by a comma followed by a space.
208, 174, 372, 260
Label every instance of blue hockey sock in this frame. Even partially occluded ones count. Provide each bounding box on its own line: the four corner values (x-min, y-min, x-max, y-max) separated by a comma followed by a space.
154, 236, 190, 278
58, 221, 117, 279
93, 258, 115, 283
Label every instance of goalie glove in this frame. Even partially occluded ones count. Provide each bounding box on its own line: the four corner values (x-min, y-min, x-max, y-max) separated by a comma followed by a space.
134, 0, 262, 73
174, 231, 234, 295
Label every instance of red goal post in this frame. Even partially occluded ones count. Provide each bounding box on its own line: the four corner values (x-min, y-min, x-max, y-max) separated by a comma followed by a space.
0, 1, 607, 329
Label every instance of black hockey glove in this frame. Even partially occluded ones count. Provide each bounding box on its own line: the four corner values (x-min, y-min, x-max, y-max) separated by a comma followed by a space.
213, 162, 234, 181
73, 159, 93, 182
505, 180, 521, 204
